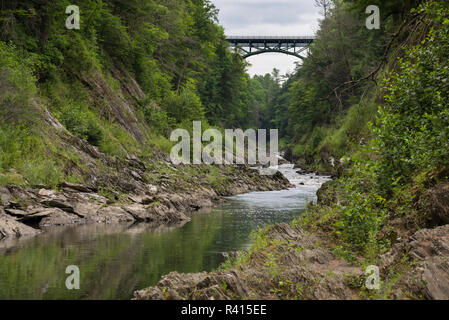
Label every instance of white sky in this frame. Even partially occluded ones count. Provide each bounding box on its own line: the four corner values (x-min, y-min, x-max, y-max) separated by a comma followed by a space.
211, 0, 321, 76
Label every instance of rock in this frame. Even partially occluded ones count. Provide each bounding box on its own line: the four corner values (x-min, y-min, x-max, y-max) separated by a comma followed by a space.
42, 197, 75, 213
126, 155, 139, 162
38, 188, 54, 197
125, 169, 143, 181
0, 187, 11, 206
71, 200, 103, 218
59, 182, 94, 193
123, 203, 189, 223
259, 168, 278, 176
221, 251, 240, 261
94, 206, 135, 224
37, 208, 84, 227
133, 270, 250, 300
316, 180, 336, 206
134, 223, 362, 300
20, 208, 53, 219
0, 161, 292, 241
380, 224, 449, 299
128, 194, 154, 205
0, 210, 40, 239
422, 258, 449, 300
146, 184, 158, 195
122, 204, 152, 222
4, 208, 28, 217
422, 183, 449, 226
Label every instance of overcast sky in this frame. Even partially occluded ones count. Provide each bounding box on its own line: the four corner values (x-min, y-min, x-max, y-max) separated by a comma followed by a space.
211, 0, 321, 77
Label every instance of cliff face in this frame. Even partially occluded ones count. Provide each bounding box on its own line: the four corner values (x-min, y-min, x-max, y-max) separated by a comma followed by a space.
0, 45, 292, 240
0, 72, 292, 238
0, 0, 261, 195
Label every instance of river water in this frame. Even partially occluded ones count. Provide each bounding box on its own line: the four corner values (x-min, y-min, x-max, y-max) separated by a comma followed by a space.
0, 164, 329, 299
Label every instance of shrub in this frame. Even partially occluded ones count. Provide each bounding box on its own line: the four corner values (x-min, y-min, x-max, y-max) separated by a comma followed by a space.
371, 0, 449, 194
163, 85, 205, 123
21, 160, 63, 188
0, 42, 38, 124
57, 102, 103, 146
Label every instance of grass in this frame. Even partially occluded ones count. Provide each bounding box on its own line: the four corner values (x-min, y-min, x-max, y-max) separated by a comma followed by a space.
0, 124, 66, 187
206, 166, 227, 190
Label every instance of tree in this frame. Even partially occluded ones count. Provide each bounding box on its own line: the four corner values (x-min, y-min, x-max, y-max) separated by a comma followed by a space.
315, 0, 333, 18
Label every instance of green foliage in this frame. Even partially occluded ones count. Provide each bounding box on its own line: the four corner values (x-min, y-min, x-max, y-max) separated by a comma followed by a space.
148, 135, 174, 155
258, 0, 391, 167
206, 166, 226, 190
319, 101, 378, 158
0, 124, 65, 188
371, 0, 449, 194
57, 102, 103, 146
21, 159, 63, 188
334, 179, 387, 250
1, 0, 253, 151
292, 0, 449, 258
198, 41, 254, 128
0, 42, 38, 124
163, 84, 205, 123
0, 125, 36, 171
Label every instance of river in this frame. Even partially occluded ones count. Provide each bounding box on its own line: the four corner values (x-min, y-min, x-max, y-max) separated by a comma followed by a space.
0, 164, 329, 299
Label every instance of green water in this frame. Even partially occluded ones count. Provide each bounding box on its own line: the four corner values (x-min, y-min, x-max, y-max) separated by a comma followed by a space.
0, 166, 327, 300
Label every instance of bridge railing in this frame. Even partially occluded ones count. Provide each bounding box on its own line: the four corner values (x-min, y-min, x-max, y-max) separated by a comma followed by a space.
227, 36, 316, 40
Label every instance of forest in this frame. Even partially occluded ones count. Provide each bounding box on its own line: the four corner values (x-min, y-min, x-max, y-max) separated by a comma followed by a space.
0, 0, 261, 187
1, 0, 449, 301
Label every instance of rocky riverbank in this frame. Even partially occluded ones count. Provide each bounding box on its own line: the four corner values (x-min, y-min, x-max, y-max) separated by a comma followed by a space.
133, 181, 449, 300
133, 222, 449, 300
0, 164, 292, 240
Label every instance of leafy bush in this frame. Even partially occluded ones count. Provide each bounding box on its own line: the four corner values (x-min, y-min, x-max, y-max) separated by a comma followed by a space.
57, 102, 103, 146
335, 182, 387, 250
95, 9, 132, 64
138, 99, 175, 135
319, 102, 377, 158
163, 85, 205, 123
0, 42, 38, 123
21, 160, 63, 188
371, 0, 449, 194
0, 125, 37, 171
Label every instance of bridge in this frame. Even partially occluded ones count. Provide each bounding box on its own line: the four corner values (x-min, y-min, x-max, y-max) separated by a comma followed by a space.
226, 36, 315, 59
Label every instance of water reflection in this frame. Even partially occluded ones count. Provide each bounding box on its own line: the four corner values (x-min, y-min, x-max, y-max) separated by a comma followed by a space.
0, 165, 329, 299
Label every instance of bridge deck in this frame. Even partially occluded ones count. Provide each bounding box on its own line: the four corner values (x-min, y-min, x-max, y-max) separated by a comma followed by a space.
226, 36, 315, 59
227, 36, 315, 44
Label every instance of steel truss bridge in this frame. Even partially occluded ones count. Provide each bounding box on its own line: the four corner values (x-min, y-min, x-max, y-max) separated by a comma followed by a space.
226, 36, 315, 59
